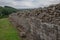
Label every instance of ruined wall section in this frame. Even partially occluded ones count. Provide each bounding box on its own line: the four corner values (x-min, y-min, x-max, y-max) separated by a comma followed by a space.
9, 3, 60, 40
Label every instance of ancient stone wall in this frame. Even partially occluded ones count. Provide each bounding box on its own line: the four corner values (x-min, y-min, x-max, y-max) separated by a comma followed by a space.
9, 3, 60, 40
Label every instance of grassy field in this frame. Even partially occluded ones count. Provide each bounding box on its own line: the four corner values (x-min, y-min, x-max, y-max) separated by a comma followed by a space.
0, 18, 20, 40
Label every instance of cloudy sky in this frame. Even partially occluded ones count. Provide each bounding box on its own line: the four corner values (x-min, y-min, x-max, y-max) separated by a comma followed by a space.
0, 0, 60, 9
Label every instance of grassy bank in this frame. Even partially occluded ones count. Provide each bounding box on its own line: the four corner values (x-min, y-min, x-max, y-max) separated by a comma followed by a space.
0, 18, 20, 40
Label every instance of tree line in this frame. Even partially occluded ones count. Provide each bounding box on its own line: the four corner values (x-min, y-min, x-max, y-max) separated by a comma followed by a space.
0, 6, 18, 18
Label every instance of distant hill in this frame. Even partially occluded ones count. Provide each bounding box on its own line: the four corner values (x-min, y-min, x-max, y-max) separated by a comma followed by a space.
0, 6, 18, 18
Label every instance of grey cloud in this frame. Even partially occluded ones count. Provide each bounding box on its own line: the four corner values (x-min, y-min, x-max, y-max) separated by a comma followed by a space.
14, 0, 22, 1
0, 0, 60, 9
0, 1, 9, 6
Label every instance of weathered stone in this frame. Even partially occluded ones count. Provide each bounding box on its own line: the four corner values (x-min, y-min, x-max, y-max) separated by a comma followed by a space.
9, 3, 60, 40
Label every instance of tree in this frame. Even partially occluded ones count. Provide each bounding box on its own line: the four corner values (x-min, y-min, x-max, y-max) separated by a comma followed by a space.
0, 6, 18, 18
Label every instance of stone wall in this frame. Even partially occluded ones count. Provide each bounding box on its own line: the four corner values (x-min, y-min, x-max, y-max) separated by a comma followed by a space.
9, 3, 60, 40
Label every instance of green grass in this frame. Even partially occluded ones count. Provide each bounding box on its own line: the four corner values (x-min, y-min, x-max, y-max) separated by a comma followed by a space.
0, 18, 20, 40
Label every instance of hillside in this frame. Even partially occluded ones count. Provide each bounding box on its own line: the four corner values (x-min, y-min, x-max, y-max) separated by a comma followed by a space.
0, 6, 18, 18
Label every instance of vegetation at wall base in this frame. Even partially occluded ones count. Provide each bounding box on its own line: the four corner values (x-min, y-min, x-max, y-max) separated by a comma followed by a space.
0, 18, 20, 40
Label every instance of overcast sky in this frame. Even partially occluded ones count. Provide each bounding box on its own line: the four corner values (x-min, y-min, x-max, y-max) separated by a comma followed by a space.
0, 0, 60, 9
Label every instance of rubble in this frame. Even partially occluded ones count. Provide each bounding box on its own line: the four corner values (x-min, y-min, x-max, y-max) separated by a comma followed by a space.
9, 3, 60, 40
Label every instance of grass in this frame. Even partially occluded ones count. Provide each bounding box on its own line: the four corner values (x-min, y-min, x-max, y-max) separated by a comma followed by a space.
0, 18, 20, 40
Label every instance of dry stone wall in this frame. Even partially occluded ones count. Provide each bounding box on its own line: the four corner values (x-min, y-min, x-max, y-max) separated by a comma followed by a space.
9, 3, 60, 40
